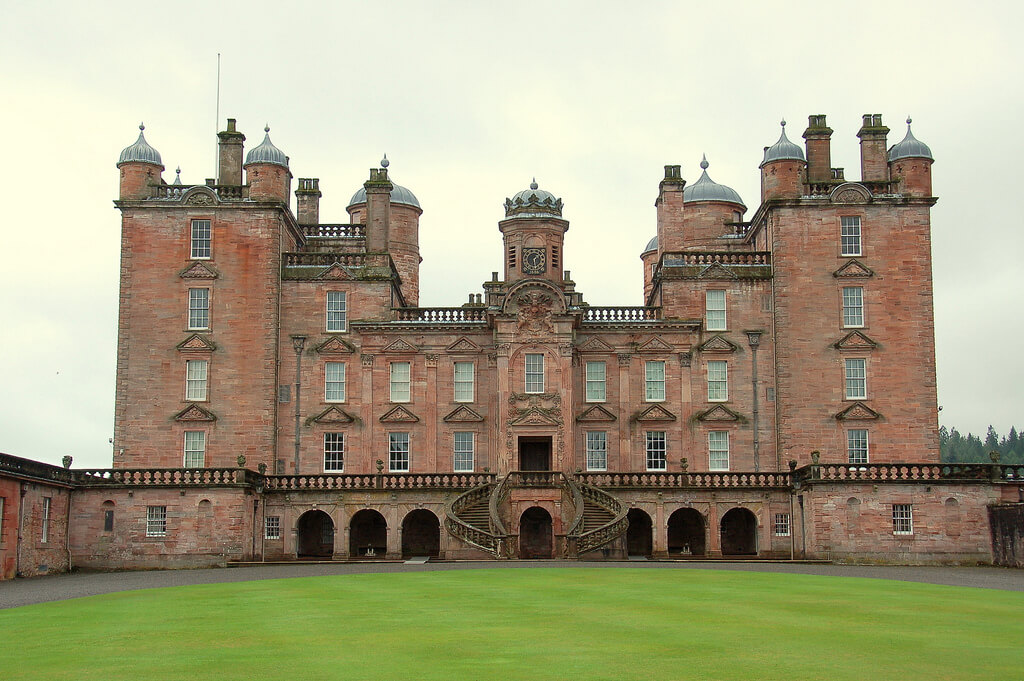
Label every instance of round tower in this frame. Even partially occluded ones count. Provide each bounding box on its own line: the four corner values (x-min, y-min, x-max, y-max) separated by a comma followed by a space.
888, 118, 934, 197
244, 126, 291, 202
640, 234, 658, 303
759, 120, 805, 202
117, 123, 164, 200
347, 157, 423, 305
681, 156, 746, 249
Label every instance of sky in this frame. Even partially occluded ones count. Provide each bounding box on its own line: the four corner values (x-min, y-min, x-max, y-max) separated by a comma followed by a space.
1, 0, 1022, 468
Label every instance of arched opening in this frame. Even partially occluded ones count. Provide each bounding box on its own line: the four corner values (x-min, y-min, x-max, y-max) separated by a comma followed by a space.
101, 500, 115, 533
626, 508, 653, 557
720, 507, 758, 556
297, 510, 334, 558
349, 509, 387, 558
519, 506, 553, 559
197, 499, 213, 543
667, 508, 706, 556
401, 509, 440, 558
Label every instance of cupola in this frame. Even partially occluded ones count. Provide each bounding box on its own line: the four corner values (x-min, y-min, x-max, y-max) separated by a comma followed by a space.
245, 126, 289, 168
888, 117, 934, 197
348, 157, 421, 209
504, 179, 564, 218
760, 120, 805, 166
760, 120, 806, 201
118, 123, 163, 167
244, 125, 291, 202
888, 118, 933, 161
117, 123, 164, 200
683, 156, 745, 209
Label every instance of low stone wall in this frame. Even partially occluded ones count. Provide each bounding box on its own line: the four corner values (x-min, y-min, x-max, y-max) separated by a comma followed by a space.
989, 504, 1024, 568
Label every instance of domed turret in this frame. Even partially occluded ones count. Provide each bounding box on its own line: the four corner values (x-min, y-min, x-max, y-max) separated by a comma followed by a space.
641, 234, 659, 304
118, 123, 163, 166
504, 179, 564, 218
684, 156, 745, 208
760, 120, 804, 166
117, 123, 164, 199
244, 125, 291, 202
888, 117, 933, 161
642, 234, 658, 254
245, 126, 289, 168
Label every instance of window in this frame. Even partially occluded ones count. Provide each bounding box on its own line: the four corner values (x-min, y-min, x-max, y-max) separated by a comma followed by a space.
847, 429, 869, 465
707, 361, 728, 401
265, 516, 281, 540
326, 291, 347, 332
645, 431, 666, 471
525, 353, 544, 393
325, 362, 346, 402
774, 513, 791, 536
706, 290, 727, 331
840, 216, 861, 256
190, 219, 211, 259
454, 432, 474, 472
842, 286, 864, 327
454, 362, 474, 402
844, 358, 866, 399
41, 497, 51, 543
324, 433, 345, 472
585, 361, 606, 402
893, 504, 913, 535
183, 431, 206, 467
186, 359, 208, 401
709, 431, 730, 471
390, 362, 411, 402
188, 288, 210, 330
103, 509, 114, 532
645, 360, 666, 401
586, 432, 607, 471
389, 433, 410, 472
146, 506, 167, 537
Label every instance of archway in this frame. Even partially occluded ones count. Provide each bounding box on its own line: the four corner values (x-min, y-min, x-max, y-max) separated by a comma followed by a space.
626, 508, 653, 557
349, 509, 388, 558
296, 510, 334, 558
667, 508, 706, 556
519, 506, 553, 559
720, 507, 758, 555
402, 509, 440, 558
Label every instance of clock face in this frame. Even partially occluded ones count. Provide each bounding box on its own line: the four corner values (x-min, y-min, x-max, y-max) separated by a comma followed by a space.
522, 247, 546, 275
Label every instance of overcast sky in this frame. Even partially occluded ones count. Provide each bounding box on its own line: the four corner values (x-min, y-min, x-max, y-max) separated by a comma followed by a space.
1, 1, 1021, 468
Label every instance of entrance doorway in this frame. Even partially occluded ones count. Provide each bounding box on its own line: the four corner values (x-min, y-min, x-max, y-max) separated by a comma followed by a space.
667, 508, 706, 556
626, 508, 653, 557
296, 510, 334, 558
518, 437, 552, 471
721, 507, 758, 555
519, 506, 553, 558
401, 509, 440, 558
349, 509, 388, 557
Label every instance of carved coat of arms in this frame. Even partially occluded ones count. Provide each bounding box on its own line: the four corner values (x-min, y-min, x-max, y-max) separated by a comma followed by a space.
515, 291, 554, 336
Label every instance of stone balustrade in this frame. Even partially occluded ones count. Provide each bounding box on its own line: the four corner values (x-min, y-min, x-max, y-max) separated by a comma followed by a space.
393, 307, 488, 323
582, 306, 660, 322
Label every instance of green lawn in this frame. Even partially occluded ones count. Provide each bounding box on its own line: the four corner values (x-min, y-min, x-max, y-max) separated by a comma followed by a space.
1, 568, 1021, 681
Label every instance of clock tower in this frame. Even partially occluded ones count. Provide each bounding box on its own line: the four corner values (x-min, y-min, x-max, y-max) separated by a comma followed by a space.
499, 180, 569, 286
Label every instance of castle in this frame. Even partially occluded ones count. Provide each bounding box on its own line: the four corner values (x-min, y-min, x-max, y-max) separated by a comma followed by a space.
3, 113, 1022, 578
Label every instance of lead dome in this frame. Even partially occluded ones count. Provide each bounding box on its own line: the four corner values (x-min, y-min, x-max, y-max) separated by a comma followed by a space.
504, 179, 564, 218
760, 120, 805, 166
683, 156, 745, 208
888, 118, 933, 161
245, 126, 289, 168
118, 123, 163, 166
642, 234, 658, 254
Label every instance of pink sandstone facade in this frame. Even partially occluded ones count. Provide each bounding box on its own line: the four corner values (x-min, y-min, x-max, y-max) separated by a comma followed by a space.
3, 113, 1023, 578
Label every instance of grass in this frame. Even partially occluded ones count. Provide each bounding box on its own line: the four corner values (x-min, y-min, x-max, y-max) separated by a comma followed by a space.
1, 568, 1022, 681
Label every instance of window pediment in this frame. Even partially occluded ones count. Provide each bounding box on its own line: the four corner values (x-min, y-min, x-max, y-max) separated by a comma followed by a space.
177, 334, 216, 353
834, 402, 881, 421
174, 404, 217, 422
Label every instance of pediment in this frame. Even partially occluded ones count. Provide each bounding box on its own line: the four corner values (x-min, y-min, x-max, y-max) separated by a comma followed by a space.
698, 263, 738, 280
446, 337, 481, 354
382, 338, 418, 353
634, 404, 677, 422
638, 336, 673, 353
176, 334, 216, 352
182, 187, 219, 206
835, 402, 881, 421
179, 261, 219, 279
698, 335, 738, 353
509, 407, 561, 426
830, 183, 871, 204
577, 337, 615, 353
307, 406, 356, 425
316, 337, 356, 354
576, 405, 617, 422
379, 405, 420, 423
696, 405, 743, 422
833, 259, 875, 278
318, 263, 355, 281
443, 405, 485, 423
173, 404, 217, 422
834, 331, 877, 351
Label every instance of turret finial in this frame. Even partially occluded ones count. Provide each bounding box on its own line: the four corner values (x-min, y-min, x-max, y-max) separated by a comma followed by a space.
780, 118, 786, 128
380, 153, 389, 168
700, 154, 709, 170
139, 122, 145, 131
264, 124, 270, 133
530, 178, 538, 190
906, 116, 913, 126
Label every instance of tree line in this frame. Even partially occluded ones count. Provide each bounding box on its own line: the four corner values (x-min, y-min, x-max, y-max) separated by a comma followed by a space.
940, 425, 1023, 464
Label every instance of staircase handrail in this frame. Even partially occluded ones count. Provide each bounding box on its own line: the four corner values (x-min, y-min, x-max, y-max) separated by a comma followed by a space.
563, 476, 587, 536
444, 482, 508, 556
572, 481, 629, 555
488, 473, 513, 537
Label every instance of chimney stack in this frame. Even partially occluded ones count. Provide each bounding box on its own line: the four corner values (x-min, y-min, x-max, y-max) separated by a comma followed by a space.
857, 114, 890, 183
803, 115, 833, 184
296, 178, 321, 226
217, 118, 245, 186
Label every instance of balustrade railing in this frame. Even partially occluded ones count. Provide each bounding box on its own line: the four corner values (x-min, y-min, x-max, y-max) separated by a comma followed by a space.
393, 307, 488, 323
76, 468, 254, 486
507, 471, 563, 487
301, 224, 365, 239
149, 184, 247, 200
264, 472, 494, 491
0, 453, 78, 485
582, 307, 660, 322
282, 252, 366, 267
573, 482, 628, 555
445, 482, 508, 556
575, 471, 791, 488
661, 251, 771, 267
793, 463, 1022, 483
